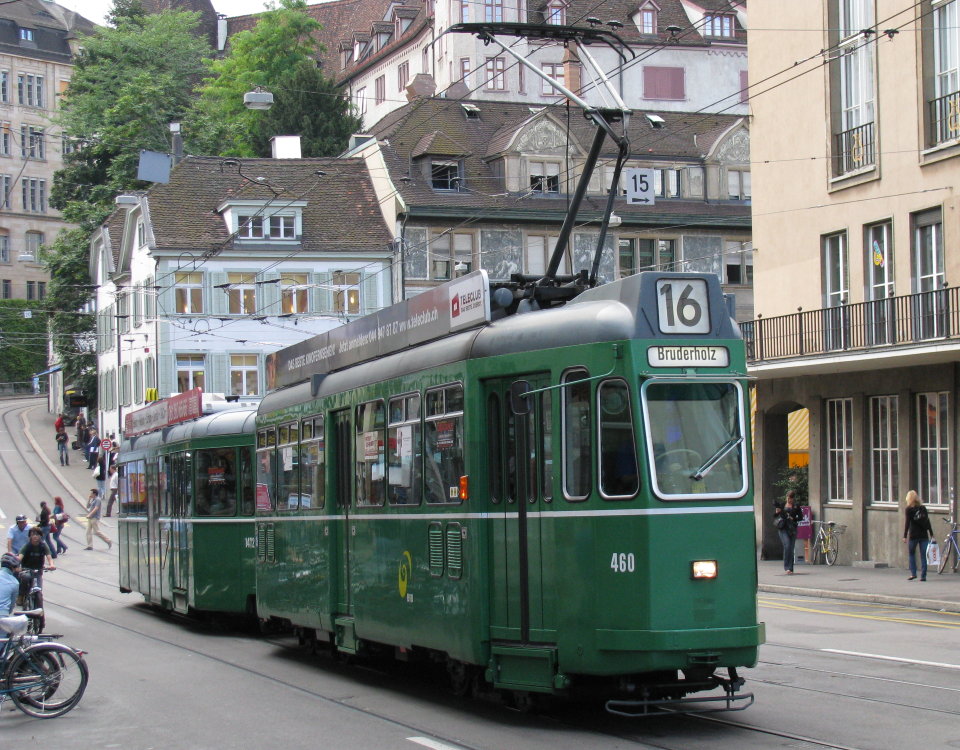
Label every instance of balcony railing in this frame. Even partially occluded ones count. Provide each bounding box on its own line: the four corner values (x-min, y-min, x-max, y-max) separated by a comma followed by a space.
930, 90, 960, 147
833, 121, 875, 176
744, 287, 957, 363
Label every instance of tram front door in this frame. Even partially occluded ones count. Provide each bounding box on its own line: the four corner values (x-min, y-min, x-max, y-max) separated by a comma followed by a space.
484, 374, 555, 645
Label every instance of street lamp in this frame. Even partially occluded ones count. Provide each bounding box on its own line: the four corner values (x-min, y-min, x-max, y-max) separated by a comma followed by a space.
243, 86, 274, 110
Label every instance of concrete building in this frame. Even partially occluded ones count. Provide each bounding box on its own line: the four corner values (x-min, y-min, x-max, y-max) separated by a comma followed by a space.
89, 154, 393, 439
227, 0, 748, 128
0, 0, 94, 302
749, 1, 960, 567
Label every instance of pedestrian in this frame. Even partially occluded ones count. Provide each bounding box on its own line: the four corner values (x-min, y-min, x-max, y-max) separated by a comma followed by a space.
54, 413, 64, 433
76, 415, 88, 462
83, 488, 112, 551
52, 497, 68, 555
36, 501, 57, 560
55, 427, 69, 465
105, 464, 119, 517
86, 428, 100, 470
5, 514, 30, 553
18, 527, 54, 602
903, 490, 935, 581
0, 552, 20, 615
774, 490, 803, 574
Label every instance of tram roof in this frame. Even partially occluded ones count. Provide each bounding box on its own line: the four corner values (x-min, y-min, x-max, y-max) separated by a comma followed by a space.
122, 407, 258, 455
258, 273, 738, 417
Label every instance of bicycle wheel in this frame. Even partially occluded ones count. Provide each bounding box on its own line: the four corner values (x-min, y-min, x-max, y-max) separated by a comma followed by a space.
824, 533, 839, 566
939, 542, 954, 574
810, 535, 822, 565
6, 643, 88, 718
27, 590, 44, 634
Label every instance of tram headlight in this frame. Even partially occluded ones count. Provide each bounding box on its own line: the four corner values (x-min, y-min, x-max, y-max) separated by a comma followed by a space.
691, 560, 718, 580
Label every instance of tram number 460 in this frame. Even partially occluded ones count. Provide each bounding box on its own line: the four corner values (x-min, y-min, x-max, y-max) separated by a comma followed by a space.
610, 552, 636, 573
656, 278, 710, 335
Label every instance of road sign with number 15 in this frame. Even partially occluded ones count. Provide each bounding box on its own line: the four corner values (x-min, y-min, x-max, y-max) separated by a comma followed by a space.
625, 167, 656, 205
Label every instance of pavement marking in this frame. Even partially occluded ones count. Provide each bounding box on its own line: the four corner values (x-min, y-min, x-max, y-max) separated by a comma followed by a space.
760, 599, 960, 629
822, 649, 960, 671
407, 739, 464, 750
761, 595, 960, 617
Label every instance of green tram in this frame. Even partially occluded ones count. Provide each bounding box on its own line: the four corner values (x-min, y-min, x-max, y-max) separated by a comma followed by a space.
255, 270, 763, 713
117, 406, 258, 616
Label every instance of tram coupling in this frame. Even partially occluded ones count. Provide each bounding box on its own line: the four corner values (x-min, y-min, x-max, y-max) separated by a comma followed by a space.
604, 668, 754, 718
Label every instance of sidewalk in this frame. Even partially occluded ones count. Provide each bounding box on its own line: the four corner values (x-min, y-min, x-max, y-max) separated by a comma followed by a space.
20, 402, 117, 532
759, 559, 960, 613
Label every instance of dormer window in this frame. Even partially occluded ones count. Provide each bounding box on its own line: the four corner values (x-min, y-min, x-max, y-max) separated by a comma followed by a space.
354, 39, 367, 59
529, 161, 560, 193
238, 214, 295, 239
704, 13, 735, 38
639, 7, 657, 34
545, 0, 565, 25
431, 160, 461, 190
19, 28, 34, 42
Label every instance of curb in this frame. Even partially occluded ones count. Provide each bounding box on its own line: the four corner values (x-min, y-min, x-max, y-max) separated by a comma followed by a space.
759, 583, 960, 614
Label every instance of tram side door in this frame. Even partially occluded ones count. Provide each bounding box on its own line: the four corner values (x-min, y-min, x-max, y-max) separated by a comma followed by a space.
331, 409, 353, 616
169, 452, 190, 611
485, 374, 552, 644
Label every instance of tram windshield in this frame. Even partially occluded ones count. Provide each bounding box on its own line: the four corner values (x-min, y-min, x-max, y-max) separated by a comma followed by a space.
641, 380, 747, 499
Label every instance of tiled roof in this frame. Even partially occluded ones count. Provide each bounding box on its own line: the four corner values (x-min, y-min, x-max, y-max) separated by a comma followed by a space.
140, 157, 392, 253
370, 97, 749, 223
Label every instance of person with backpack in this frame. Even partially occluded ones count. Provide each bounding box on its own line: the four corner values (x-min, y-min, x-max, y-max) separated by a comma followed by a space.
774, 490, 803, 574
903, 490, 935, 581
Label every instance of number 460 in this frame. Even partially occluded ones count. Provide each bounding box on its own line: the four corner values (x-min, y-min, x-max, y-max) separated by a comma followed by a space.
610, 552, 636, 573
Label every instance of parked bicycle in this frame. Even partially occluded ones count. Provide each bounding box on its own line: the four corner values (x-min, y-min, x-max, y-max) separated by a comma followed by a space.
0, 609, 88, 718
937, 517, 960, 574
810, 520, 846, 566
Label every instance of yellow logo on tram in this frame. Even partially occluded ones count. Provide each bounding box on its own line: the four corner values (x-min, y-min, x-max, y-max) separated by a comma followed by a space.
398, 550, 412, 599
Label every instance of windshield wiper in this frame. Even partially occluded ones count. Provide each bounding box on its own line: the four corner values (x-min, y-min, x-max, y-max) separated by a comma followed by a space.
690, 436, 743, 481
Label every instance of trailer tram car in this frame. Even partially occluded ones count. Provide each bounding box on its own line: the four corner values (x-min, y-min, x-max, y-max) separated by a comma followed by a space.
117, 401, 258, 617
255, 270, 763, 714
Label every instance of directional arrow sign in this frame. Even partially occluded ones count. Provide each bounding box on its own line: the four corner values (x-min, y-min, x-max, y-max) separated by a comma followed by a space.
625, 167, 656, 206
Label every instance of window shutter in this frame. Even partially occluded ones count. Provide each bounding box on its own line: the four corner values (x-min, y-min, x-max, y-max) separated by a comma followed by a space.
362, 271, 380, 315
158, 353, 175, 397
156, 273, 176, 317
202, 271, 214, 315
315, 272, 333, 313
643, 66, 684, 100
209, 352, 229, 394
209, 271, 228, 315
261, 272, 280, 315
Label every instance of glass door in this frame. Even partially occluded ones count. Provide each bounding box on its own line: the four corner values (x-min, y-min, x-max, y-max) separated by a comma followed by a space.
866, 222, 894, 345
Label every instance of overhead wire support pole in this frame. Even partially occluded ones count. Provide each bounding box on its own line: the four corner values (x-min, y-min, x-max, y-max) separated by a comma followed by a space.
447, 22, 634, 297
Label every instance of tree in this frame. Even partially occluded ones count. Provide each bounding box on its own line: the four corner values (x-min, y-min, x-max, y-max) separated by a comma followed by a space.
46, 6, 212, 393
0, 300, 49, 387
188, 0, 358, 157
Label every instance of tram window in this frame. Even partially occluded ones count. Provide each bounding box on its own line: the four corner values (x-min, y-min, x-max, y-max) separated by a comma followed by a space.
388, 394, 422, 505
300, 416, 324, 509
488, 393, 501, 504
541, 391, 553, 501
119, 459, 147, 515
146, 459, 159, 516
356, 400, 386, 506
255, 434, 277, 512
425, 384, 465, 504
158, 456, 170, 515
196, 448, 237, 516
257, 428, 276, 450
526, 408, 536, 502
169, 453, 192, 516
239, 448, 255, 515
562, 369, 591, 500
278, 422, 300, 509
598, 379, 639, 499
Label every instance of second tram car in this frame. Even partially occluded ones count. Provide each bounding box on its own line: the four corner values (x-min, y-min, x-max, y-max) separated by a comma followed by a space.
252, 271, 763, 712
118, 405, 258, 617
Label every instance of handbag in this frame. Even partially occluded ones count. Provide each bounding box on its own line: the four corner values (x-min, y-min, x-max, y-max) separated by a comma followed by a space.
926, 541, 940, 566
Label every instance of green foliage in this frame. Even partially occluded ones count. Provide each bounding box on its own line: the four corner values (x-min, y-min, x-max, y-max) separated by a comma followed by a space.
251, 61, 362, 157
0, 300, 49, 385
188, 0, 355, 157
773, 465, 809, 506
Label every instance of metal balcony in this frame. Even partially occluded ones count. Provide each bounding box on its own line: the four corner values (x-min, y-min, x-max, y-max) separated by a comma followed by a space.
929, 90, 960, 147
744, 287, 956, 363
833, 121, 875, 176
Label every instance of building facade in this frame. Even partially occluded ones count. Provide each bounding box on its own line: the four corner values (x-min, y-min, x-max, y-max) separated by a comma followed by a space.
227, 0, 748, 129
345, 96, 753, 317
90, 155, 393, 439
749, 1, 960, 566
0, 0, 94, 302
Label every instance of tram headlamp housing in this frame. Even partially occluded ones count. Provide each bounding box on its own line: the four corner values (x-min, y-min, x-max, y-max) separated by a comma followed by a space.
691, 560, 718, 580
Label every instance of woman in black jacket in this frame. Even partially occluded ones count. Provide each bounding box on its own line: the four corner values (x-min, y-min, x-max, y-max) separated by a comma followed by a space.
774, 490, 803, 574
903, 490, 934, 581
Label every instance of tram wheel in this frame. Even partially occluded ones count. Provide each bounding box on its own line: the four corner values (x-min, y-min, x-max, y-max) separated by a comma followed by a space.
446, 659, 478, 698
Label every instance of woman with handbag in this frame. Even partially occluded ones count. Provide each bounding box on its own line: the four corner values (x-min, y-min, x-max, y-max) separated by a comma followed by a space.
52, 497, 69, 555
774, 490, 803, 574
903, 490, 934, 581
